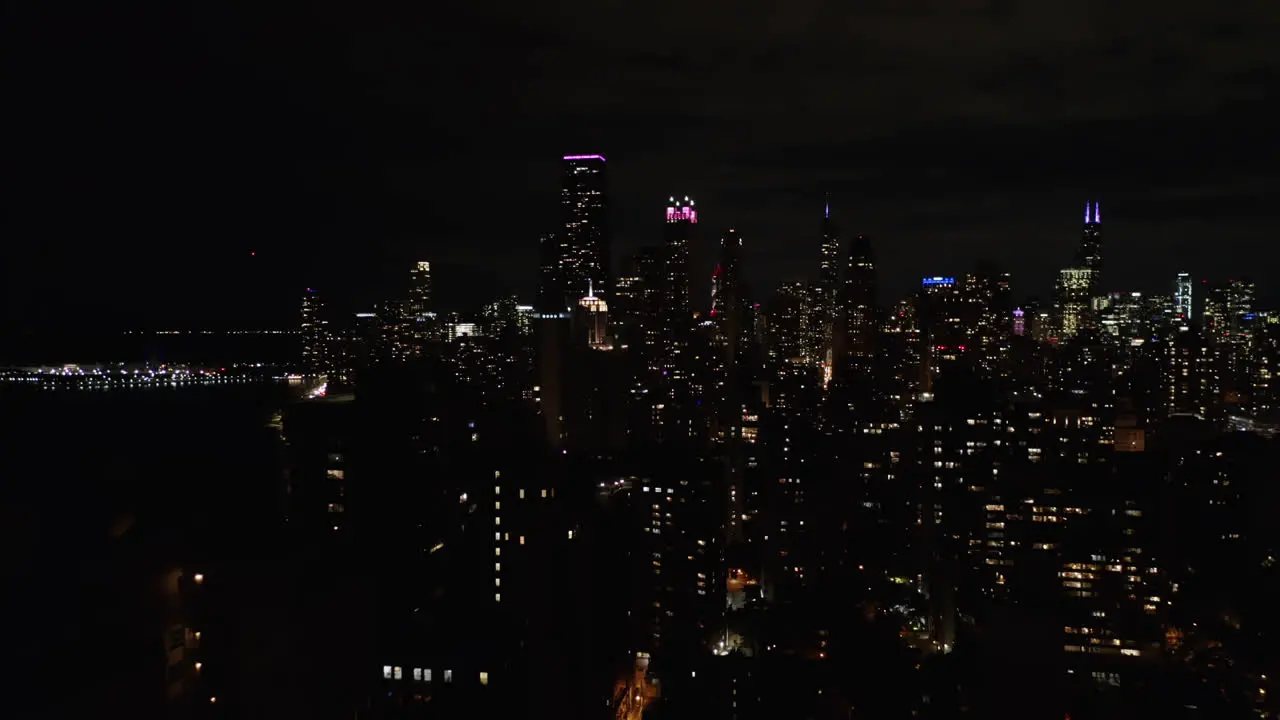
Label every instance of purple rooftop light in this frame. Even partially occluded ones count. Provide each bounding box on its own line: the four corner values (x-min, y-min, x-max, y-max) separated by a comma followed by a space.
563, 154, 607, 162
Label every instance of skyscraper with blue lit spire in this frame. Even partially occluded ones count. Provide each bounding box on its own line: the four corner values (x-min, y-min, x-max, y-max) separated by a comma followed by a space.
1077, 201, 1103, 296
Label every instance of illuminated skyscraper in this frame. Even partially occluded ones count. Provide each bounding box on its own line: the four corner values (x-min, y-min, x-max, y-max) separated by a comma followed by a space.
819, 196, 842, 359
614, 247, 661, 352
656, 196, 698, 442
767, 281, 810, 364
300, 288, 329, 375
662, 196, 697, 336
1100, 292, 1146, 343
1173, 272, 1193, 321
710, 228, 742, 322
841, 234, 877, 358
1164, 327, 1212, 417
577, 280, 610, 350
558, 154, 609, 309
1054, 268, 1096, 339
1077, 202, 1103, 296
408, 261, 434, 350
536, 232, 562, 315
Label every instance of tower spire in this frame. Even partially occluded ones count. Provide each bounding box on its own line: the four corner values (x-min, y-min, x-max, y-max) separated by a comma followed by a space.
1094, 202, 1100, 224
1085, 202, 1090, 224
825, 192, 831, 220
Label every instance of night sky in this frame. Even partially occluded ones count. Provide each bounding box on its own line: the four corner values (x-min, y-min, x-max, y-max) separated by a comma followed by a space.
7, 1, 1280, 332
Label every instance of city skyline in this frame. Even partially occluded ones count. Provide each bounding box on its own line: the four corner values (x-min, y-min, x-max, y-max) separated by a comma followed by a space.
8, 2, 1280, 715
4, 172, 1274, 334
7, 1, 1280, 332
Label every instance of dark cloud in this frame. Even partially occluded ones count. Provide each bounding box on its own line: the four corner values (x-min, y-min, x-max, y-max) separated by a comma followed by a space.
6, 0, 1280, 331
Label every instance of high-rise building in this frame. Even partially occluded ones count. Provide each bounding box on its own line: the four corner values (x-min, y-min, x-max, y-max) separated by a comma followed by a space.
1164, 327, 1213, 417
1053, 268, 1096, 340
651, 196, 699, 443
819, 196, 842, 360
767, 282, 810, 365
917, 276, 961, 347
577, 280, 610, 350
408, 261, 434, 352
536, 232, 563, 315
1173, 272, 1193, 321
300, 288, 329, 375
1077, 202, 1103, 297
661, 196, 697, 344
377, 299, 414, 361
1204, 278, 1258, 397
841, 234, 877, 359
480, 295, 522, 339
710, 228, 742, 322
614, 247, 662, 353
1100, 292, 1147, 343
559, 155, 609, 309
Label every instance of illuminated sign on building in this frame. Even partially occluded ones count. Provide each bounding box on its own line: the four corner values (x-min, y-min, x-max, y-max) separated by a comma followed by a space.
562, 154, 607, 162
921, 276, 955, 286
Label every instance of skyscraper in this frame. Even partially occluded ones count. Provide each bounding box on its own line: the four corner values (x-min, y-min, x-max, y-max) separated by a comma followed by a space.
710, 228, 742, 322
577, 280, 610, 350
1077, 202, 1103, 296
408, 261, 433, 350
614, 247, 662, 352
300, 288, 329, 375
558, 154, 609, 310
1173, 272, 1193, 321
662, 196, 697, 335
1054, 267, 1096, 339
819, 196, 842, 360
841, 234, 877, 358
656, 196, 698, 442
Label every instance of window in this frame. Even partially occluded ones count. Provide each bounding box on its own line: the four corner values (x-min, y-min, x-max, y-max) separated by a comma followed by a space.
444, 670, 453, 683
413, 668, 422, 681
495, 592, 502, 602
495, 562, 501, 572
393, 666, 403, 680
425, 669, 432, 682
495, 578, 501, 587
568, 530, 575, 539
519, 489, 525, 499
541, 489, 548, 498
519, 536, 525, 545
494, 516, 501, 526
494, 547, 501, 557
383, 666, 393, 679
480, 671, 490, 686
326, 468, 344, 480
494, 485, 501, 495
494, 501, 500, 510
